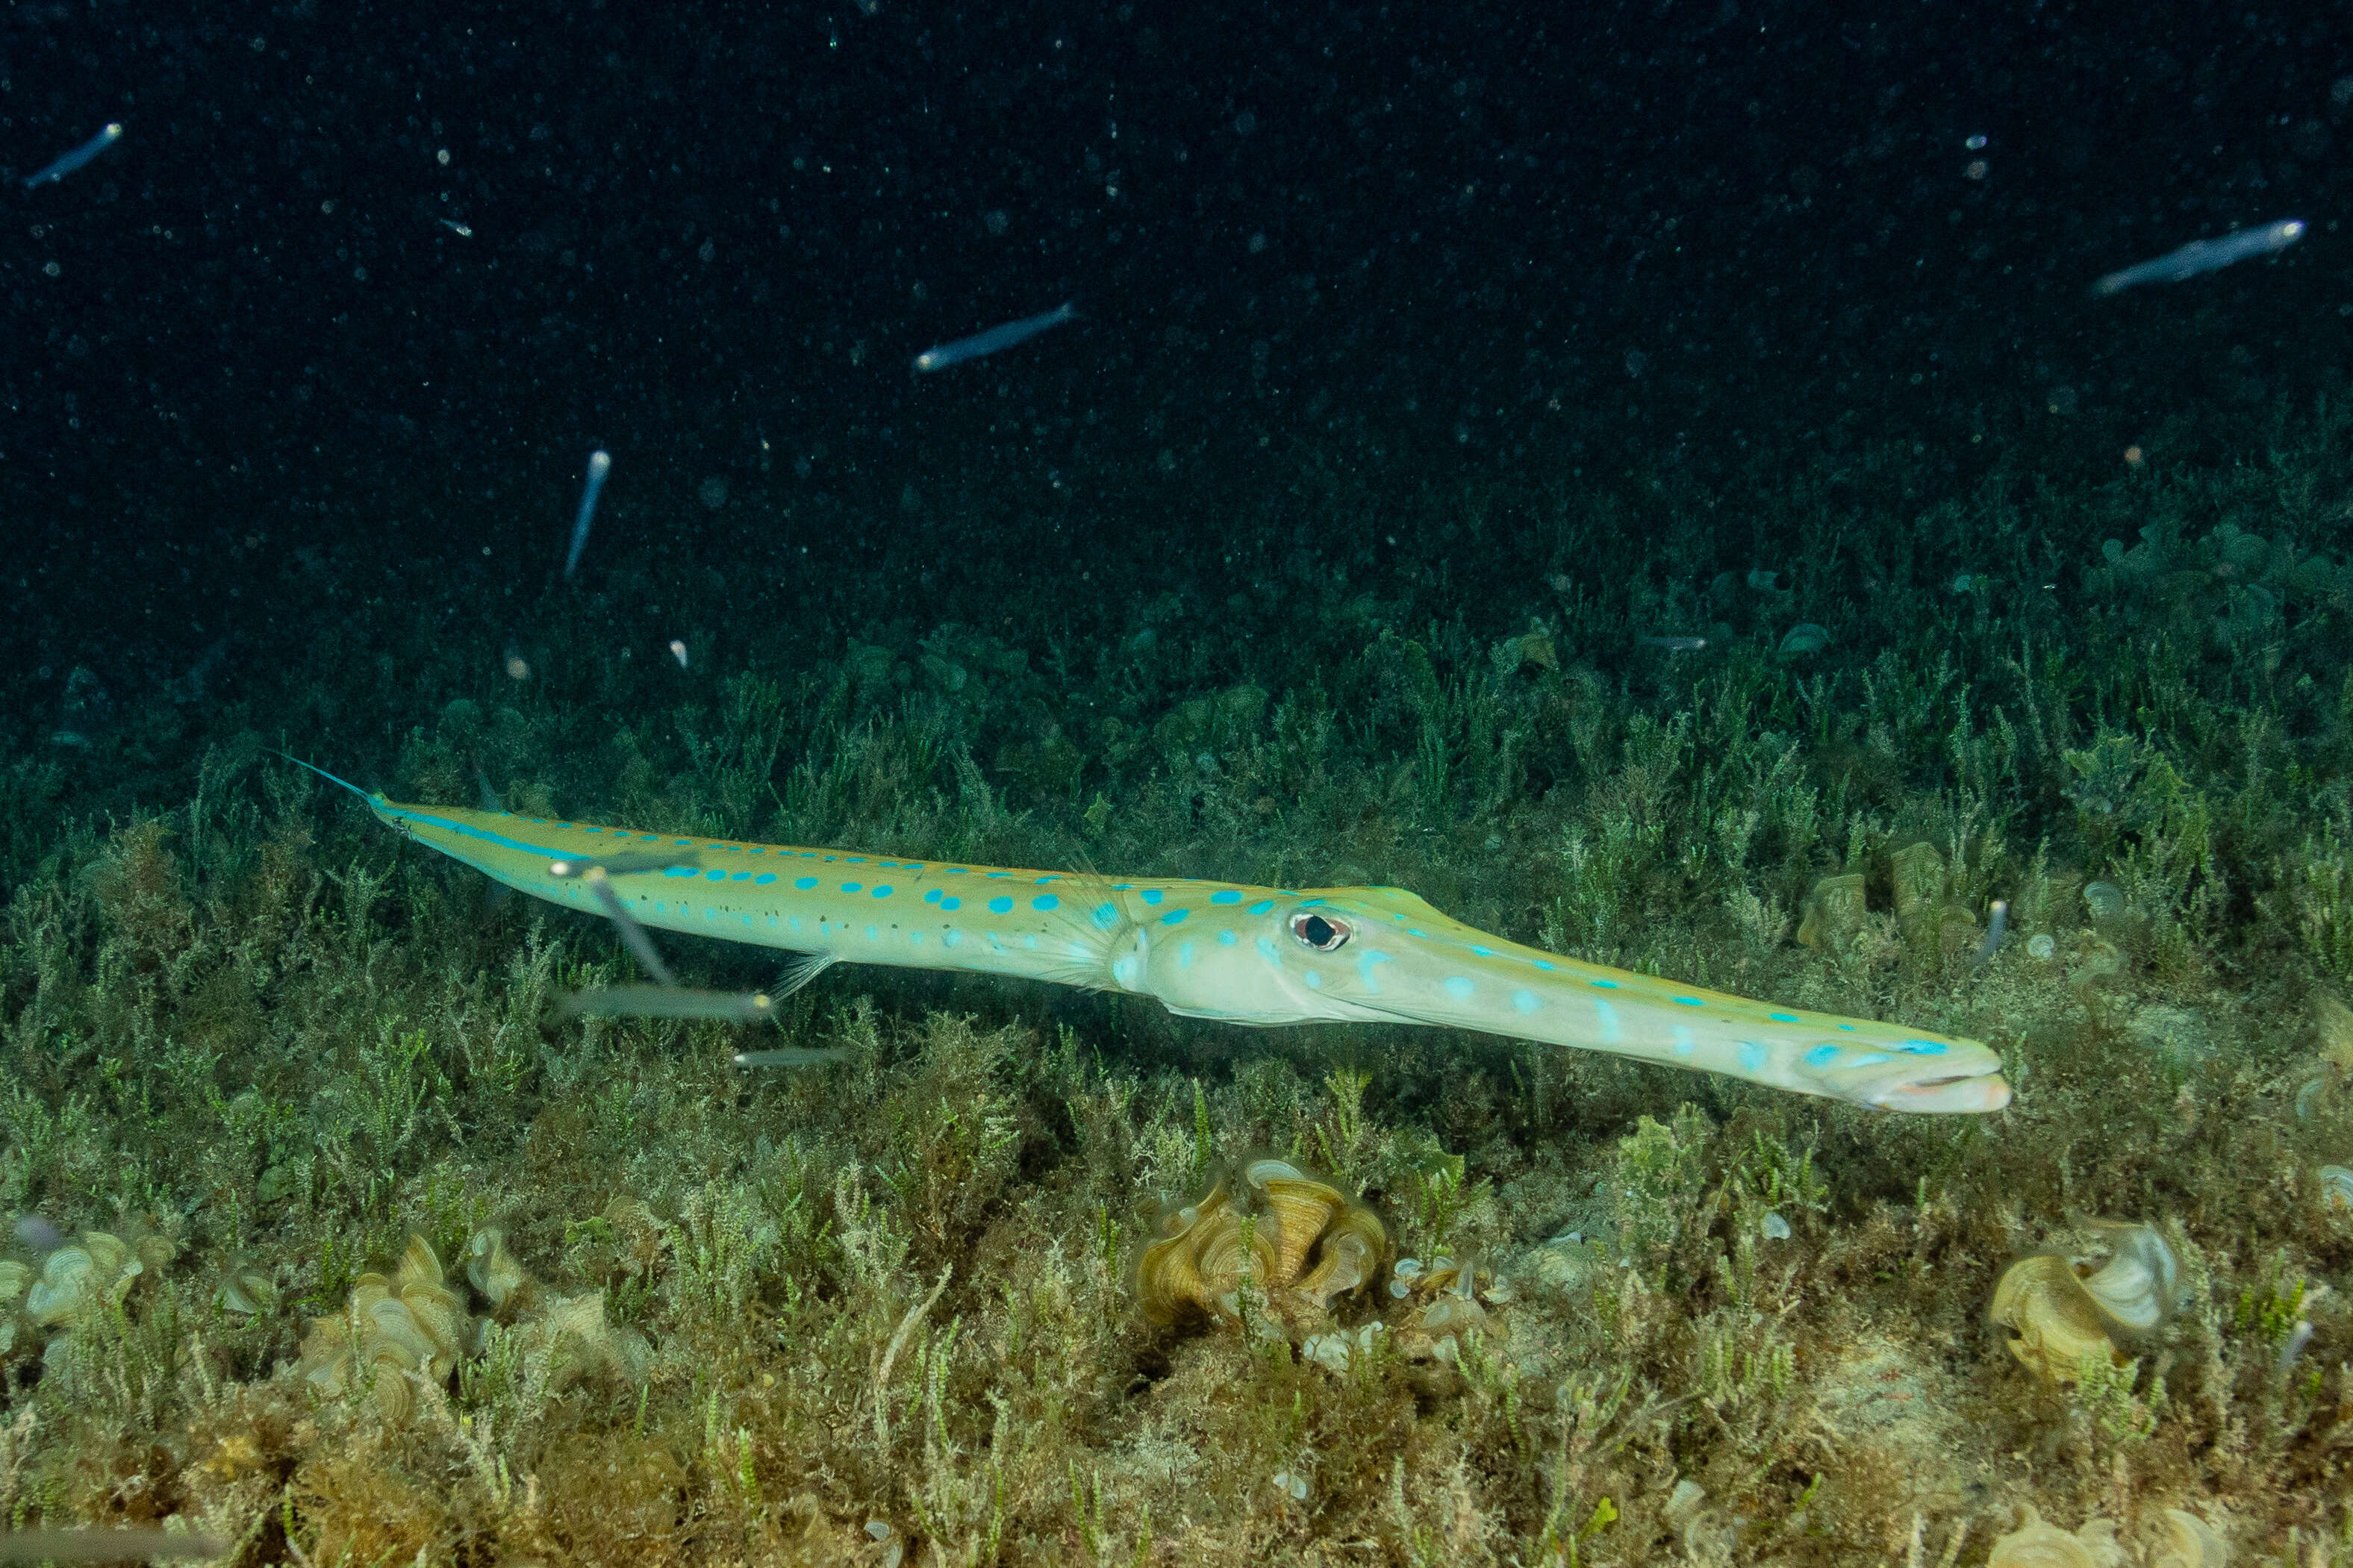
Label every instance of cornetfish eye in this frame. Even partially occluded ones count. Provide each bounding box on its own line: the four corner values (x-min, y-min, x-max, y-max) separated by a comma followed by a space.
1288, 910, 1350, 952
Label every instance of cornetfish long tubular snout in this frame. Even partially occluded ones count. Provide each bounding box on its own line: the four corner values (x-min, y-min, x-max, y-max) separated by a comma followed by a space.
1127, 882, 2010, 1114
286, 758, 2011, 1116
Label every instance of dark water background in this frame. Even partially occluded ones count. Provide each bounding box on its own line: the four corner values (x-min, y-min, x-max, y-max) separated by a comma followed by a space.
3, 0, 2346, 764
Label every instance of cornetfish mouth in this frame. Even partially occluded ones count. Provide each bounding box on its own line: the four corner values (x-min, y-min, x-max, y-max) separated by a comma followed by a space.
1863, 1070, 2013, 1113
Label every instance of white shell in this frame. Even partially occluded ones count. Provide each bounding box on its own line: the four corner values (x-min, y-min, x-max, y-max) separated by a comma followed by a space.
2078, 1223, 2177, 1333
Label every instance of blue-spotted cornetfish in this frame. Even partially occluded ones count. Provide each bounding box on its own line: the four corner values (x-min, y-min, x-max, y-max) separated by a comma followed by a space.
287, 760, 2011, 1114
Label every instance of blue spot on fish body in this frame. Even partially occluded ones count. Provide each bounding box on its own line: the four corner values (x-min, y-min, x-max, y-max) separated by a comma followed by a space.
1594, 999, 1621, 1040
1210, 890, 1241, 905
1672, 1026, 1696, 1056
987, 896, 1013, 913
1032, 894, 1060, 911
1674, 996, 1702, 1007
1443, 976, 1474, 1000
1248, 899, 1275, 915
872, 885, 892, 897
842, 881, 862, 893
1218, 928, 1238, 946
1847, 1052, 1892, 1067
1512, 989, 1539, 1013
755, 873, 776, 885
1901, 1040, 1948, 1055
1590, 978, 1618, 989
940, 896, 961, 910
1177, 942, 1197, 969
1738, 1041, 1768, 1072
1303, 969, 1323, 989
1161, 909, 1188, 925
1140, 889, 1164, 905
1804, 1045, 1842, 1067
1770, 1012, 1799, 1023
1256, 936, 1281, 965
924, 889, 942, 904
1093, 902, 1118, 929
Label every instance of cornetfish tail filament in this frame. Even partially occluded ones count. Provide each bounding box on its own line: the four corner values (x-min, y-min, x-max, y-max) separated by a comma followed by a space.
286, 760, 2011, 1116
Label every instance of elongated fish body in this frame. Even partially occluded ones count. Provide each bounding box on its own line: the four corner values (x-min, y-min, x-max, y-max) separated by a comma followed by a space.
306, 768, 2009, 1114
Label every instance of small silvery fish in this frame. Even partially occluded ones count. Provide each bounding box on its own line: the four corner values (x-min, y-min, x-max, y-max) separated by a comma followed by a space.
2091, 219, 2307, 296
548, 850, 704, 878
564, 863, 679, 986
912, 302, 1076, 372
561, 450, 611, 581
21, 122, 122, 190
735, 1046, 855, 1068
557, 986, 778, 1023
0, 1527, 224, 1562
1975, 899, 2008, 966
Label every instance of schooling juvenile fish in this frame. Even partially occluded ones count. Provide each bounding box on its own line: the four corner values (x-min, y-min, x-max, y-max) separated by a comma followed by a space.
287, 759, 2010, 1114
20, 122, 122, 190
912, 302, 1076, 372
2090, 219, 2306, 296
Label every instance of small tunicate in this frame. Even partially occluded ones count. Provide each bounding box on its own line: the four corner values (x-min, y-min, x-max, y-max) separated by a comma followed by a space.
865, 1520, 893, 1541
1950, 572, 1977, 593
2319, 1165, 2353, 1209
2028, 934, 2057, 961
1393, 1257, 1423, 1279
1761, 1211, 1791, 1240
1777, 622, 1831, 656
1270, 1470, 1309, 1501
2083, 881, 2126, 922
1745, 568, 1780, 592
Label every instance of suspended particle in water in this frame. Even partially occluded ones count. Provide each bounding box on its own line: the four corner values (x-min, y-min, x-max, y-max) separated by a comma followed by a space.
2124, 446, 2145, 468
505, 647, 531, 681
1965, 134, 1988, 150
670, 640, 690, 669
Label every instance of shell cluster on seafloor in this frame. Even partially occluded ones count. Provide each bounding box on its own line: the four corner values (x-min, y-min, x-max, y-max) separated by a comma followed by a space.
296, 1225, 650, 1423
1135, 1159, 1386, 1333
1989, 1222, 2178, 1383
1983, 1505, 2228, 1568
0, 1225, 178, 1358
1136, 1159, 1517, 1370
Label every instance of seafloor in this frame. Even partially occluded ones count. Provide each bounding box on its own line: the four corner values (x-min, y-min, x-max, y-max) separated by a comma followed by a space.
4, 404, 2353, 1567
